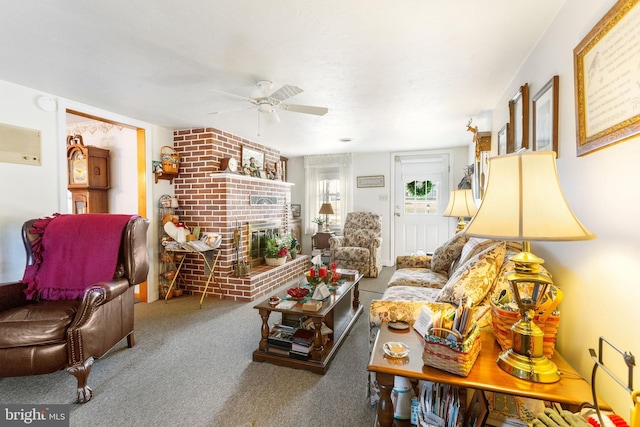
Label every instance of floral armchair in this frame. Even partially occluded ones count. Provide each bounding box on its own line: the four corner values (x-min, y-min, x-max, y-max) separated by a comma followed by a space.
329, 212, 382, 278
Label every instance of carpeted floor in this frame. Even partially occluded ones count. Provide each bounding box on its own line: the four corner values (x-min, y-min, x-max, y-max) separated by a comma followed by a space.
0, 267, 394, 427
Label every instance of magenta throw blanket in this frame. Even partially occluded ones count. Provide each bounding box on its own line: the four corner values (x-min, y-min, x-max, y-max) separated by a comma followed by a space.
23, 213, 138, 300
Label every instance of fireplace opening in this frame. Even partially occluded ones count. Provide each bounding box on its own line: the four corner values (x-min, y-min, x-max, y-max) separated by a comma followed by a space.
248, 219, 281, 267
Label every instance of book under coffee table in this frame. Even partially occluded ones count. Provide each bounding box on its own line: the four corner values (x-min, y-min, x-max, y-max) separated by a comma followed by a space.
252, 274, 363, 374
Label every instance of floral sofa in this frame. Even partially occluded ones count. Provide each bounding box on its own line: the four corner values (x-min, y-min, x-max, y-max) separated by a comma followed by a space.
367, 234, 525, 404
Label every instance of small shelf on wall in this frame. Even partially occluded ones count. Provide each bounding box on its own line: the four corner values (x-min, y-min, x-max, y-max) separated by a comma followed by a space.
155, 172, 178, 184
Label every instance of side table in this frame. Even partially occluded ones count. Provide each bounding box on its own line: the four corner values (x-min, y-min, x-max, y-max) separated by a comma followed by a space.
165, 246, 220, 308
368, 326, 610, 427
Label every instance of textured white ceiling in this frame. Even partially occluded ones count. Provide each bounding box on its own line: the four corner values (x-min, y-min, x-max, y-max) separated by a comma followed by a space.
0, 1, 566, 157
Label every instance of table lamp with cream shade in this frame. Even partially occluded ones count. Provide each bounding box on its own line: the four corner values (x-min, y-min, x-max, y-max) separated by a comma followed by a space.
318, 203, 334, 232
464, 151, 595, 383
442, 189, 478, 232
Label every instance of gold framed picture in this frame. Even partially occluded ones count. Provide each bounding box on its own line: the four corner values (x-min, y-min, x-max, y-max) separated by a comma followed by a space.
574, 0, 640, 156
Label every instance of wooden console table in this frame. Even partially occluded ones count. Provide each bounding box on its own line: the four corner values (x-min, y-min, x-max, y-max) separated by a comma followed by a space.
368, 326, 609, 427
253, 274, 363, 374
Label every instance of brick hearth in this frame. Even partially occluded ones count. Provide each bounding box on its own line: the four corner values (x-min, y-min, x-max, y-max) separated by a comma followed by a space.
170, 127, 308, 301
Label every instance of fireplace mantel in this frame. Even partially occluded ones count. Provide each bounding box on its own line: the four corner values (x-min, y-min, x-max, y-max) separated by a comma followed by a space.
210, 172, 295, 188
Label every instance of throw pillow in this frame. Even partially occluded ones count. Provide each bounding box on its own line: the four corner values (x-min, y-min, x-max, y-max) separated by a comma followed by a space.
457, 237, 500, 267
436, 242, 506, 306
430, 233, 468, 274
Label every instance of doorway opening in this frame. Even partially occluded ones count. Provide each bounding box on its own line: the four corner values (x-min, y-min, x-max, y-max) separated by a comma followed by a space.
65, 109, 149, 301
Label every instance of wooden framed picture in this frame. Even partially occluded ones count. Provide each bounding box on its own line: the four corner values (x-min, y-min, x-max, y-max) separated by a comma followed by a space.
291, 204, 301, 218
574, 0, 640, 156
497, 124, 508, 155
533, 75, 559, 154
508, 83, 529, 153
241, 146, 264, 177
357, 175, 385, 188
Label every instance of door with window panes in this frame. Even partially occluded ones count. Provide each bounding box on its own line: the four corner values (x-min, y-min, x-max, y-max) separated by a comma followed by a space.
393, 153, 450, 256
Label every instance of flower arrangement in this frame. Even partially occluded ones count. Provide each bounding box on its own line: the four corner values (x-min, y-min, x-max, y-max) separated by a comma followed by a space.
264, 236, 290, 259
312, 217, 325, 226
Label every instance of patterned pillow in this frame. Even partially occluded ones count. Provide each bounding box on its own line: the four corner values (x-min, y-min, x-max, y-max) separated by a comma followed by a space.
430, 233, 468, 274
436, 242, 506, 306
457, 237, 501, 267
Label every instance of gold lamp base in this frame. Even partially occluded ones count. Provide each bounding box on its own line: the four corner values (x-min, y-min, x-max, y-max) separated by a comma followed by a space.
496, 318, 560, 383
497, 349, 560, 383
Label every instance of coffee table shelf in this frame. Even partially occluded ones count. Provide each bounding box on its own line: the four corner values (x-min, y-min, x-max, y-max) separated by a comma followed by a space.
253, 274, 363, 374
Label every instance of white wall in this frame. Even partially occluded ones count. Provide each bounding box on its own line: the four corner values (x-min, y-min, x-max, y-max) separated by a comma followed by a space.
492, 0, 640, 416
0, 79, 174, 304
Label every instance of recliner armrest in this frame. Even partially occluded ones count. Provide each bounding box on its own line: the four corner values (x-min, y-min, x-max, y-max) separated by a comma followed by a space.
329, 235, 345, 249
78, 279, 130, 311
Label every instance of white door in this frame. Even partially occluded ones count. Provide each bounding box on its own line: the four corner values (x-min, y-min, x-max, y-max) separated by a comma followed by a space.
393, 153, 451, 257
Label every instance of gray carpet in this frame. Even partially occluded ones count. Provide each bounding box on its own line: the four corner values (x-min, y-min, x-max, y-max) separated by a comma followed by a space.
0, 267, 393, 427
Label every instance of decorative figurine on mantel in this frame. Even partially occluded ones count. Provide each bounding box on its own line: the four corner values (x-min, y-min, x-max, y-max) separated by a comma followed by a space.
272, 162, 282, 180
249, 157, 261, 177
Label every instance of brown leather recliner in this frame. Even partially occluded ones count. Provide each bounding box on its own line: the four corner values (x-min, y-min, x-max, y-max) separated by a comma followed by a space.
0, 216, 149, 403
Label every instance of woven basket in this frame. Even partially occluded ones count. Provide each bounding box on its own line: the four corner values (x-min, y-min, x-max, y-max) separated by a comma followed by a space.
160, 146, 179, 174
490, 300, 560, 358
422, 325, 481, 377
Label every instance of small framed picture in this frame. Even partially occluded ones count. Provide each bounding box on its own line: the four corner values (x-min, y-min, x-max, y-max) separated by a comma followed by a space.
508, 83, 529, 153
241, 146, 264, 178
291, 204, 301, 218
357, 175, 385, 188
532, 75, 559, 155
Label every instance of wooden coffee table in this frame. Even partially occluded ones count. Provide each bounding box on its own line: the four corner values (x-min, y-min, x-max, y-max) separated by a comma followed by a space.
253, 274, 363, 374
368, 325, 609, 427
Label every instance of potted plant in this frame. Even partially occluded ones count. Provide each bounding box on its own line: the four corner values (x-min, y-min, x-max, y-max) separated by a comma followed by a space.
312, 217, 325, 232
264, 236, 289, 266
288, 236, 300, 259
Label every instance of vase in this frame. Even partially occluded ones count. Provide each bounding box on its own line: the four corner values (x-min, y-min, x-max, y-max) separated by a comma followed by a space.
289, 244, 300, 259
265, 256, 286, 266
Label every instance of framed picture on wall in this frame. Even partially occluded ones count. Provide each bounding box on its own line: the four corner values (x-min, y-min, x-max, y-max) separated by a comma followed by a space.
532, 75, 559, 154
291, 204, 301, 218
241, 146, 264, 177
508, 83, 529, 152
357, 175, 385, 188
574, 0, 640, 156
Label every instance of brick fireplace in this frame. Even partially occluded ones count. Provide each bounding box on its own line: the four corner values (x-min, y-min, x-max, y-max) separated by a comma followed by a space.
170, 128, 308, 302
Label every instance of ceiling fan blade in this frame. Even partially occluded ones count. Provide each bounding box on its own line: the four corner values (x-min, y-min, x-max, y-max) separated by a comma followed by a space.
268, 85, 303, 103
208, 89, 254, 102
208, 105, 255, 115
279, 103, 328, 116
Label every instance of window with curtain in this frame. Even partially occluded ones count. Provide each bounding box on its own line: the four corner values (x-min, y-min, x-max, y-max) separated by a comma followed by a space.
304, 154, 352, 235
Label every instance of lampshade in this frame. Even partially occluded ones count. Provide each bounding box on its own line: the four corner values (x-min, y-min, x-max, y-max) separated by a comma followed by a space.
464, 151, 595, 242
318, 203, 334, 215
442, 189, 478, 218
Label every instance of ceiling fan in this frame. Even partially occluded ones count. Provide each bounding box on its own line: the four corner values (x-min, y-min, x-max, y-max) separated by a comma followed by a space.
208, 80, 328, 125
